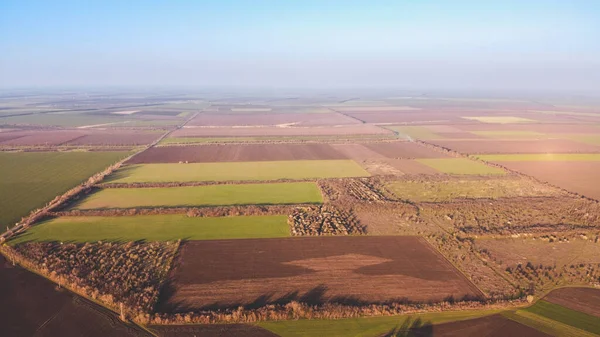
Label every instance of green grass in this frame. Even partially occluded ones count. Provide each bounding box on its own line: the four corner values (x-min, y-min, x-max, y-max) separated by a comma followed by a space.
502, 311, 597, 337
522, 300, 600, 335
386, 178, 558, 202
9, 215, 289, 244
74, 182, 322, 209
257, 309, 506, 337
385, 126, 442, 140
416, 158, 506, 175
472, 131, 547, 139
107, 160, 370, 183
476, 153, 600, 162
0, 151, 129, 227
462, 116, 535, 124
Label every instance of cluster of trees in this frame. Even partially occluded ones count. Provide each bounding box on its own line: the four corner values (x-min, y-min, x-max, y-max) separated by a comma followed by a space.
288, 205, 366, 236
505, 261, 600, 292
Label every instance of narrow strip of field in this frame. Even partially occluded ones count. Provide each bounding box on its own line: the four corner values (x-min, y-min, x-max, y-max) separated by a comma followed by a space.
416, 158, 506, 175
257, 309, 507, 337
9, 215, 289, 244
476, 153, 600, 161
107, 160, 370, 183
522, 300, 600, 335
462, 116, 535, 123
74, 182, 322, 209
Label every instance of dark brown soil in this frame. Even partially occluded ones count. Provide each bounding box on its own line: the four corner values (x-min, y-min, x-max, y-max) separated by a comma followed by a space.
406, 314, 550, 337
544, 287, 600, 317
128, 143, 348, 163
157, 236, 482, 312
0, 255, 149, 337
150, 324, 278, 337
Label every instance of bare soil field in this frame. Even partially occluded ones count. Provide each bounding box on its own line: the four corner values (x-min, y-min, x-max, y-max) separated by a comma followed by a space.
150, 324, 278, 337
66, 130, 161, 146
428, 139, 600, 154
0, 255, 149, 337
0, 130, 86, 146
127, 143, 347, 164
157, 236, 482, 312
544, 287, 600, 317
409, 314, 551, 337
497, 161, 600, 200
346, 111, 466, 124
187, 112, 359, 127
171, 124, 392, 137
362, 141, 451, 159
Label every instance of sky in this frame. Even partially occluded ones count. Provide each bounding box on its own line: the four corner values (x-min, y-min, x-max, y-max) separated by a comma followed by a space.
1, 0, 599, 91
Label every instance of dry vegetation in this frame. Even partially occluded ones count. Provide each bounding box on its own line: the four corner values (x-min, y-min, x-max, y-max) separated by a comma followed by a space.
288, 205, 366, 236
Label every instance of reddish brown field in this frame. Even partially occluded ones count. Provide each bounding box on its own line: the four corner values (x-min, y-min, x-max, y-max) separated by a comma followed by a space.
171, 124, 392, 137
187, 112, 360, 127
362, 141, 450, 159
0, 255, 148, 337
0, 130, 86, 146
128, 143, 347, 163
428, 139, 600, 154
157, 236, 482, 312
544, 287, 600, 317
150, 324, 278, 337
409, 314, 551, 337
66, 131, 161, 146
498, 161, 600, 200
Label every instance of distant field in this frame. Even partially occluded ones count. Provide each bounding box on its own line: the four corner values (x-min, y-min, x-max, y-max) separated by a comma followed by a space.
386, 126, 442, 140
107, 160, 370, 183
386, 178, 560, 202
416, 158, 506, 175
75, 182, 322, 209
462, 116, 535, 124
258, 310, 506, 337
472, 131, 547, 139
159, 134, 395, 145
0, 151, 129, 227
523, 300, 600, 335
0, 113, 131, 127
477, 153, 600, 161
9, 215, 289, 244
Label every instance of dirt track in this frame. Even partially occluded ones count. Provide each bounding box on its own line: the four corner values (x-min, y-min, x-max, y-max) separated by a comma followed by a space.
157, 236, 482, 312
127, 143, 348, 163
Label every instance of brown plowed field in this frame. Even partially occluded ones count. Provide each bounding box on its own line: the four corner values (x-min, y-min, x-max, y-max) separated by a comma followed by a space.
363, 141, 450, 159
171, 124, 392, 137
498, 161, 600, 200
428, 139, 600, 154
187, 112, 359, 126
150, 324, 278, 337
0, 130, 86, 146
0, 255, 149, 337
66, 131, 160, 146
128, 143, 347, 163
157, 236, 482, 312
409, 314, 551, 337
544, 287, 600, 317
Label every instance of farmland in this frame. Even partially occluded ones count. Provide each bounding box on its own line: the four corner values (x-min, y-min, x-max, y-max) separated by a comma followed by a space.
74, 182, 323, 209
9, 215, 290, 244
0, 151, 129, 226
106, 160, 370, 183
544, 287, 600, 317
416, 158, 506, 175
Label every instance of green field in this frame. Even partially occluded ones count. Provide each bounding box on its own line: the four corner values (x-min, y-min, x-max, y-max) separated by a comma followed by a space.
476, 153, 600, 162
106, 160, 370, 183
75, 182, 322, 209
385, 126, 442, 140
472, 131, 547, 139
416, 158, 506, 175
258, 309, 506, 337
522, 300, 600, 335
502, 311, 597, 337
462, 116, 535, 124
386, 178, 558, 202
0, 151, 129, 227
9, 215, 289, 244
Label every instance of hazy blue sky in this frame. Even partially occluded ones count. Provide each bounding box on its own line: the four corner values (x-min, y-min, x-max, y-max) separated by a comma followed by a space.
1, 0, 599, 90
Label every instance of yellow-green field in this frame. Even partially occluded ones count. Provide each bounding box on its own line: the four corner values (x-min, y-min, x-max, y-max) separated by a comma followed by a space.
74, 182, 322, 209
386, 126, 442, 140
472, 131, 547, 139
416, 158, 506, 175
9, 215, 290, 244
462, 116, 535, 124
475, 153, 600, 162
106, 160, 370, 183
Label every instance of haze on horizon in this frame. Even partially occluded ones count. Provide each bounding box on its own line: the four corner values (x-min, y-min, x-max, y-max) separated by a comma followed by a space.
1, 0, 599, 92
